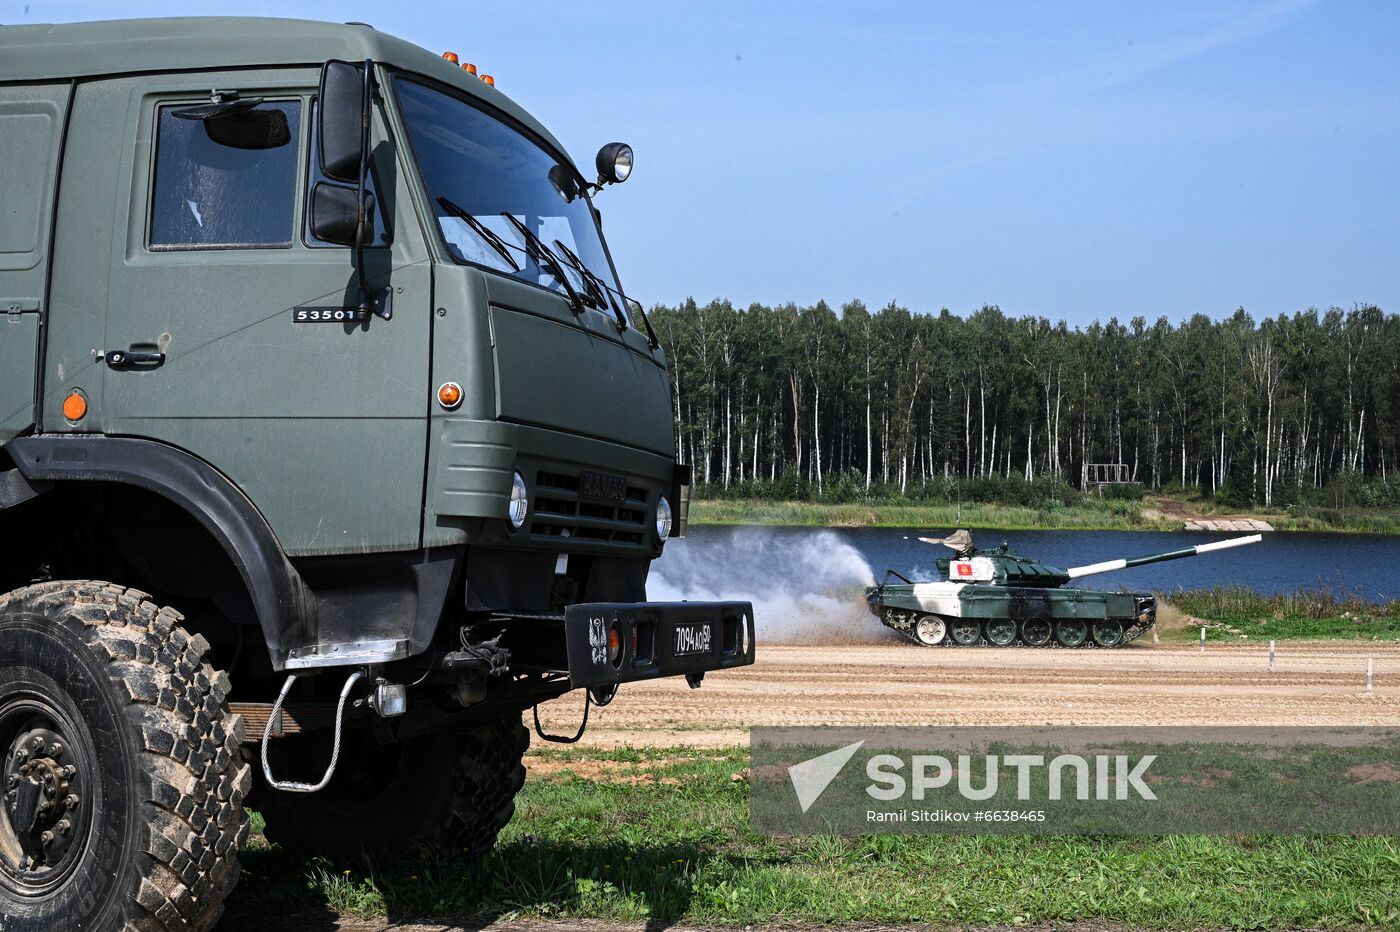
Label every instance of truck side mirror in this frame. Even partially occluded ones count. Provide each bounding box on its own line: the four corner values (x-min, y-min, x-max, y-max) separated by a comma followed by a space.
315, 59, 390, 320
310, 183, 376, 247
317, 60, 369, 184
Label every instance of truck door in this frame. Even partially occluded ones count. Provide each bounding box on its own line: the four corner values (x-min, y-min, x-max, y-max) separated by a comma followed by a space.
0, 83, 69, 443
71, 71, 432, 556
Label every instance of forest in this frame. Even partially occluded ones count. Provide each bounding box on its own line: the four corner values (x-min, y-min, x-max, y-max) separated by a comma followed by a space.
648, 300, 1400, 508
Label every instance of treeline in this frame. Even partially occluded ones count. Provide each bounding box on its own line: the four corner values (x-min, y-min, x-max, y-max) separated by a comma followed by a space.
649, 301, 1400, 507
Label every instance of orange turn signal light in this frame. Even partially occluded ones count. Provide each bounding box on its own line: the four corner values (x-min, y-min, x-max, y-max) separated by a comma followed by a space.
462, 62, 477, 75
437, 381, 463, 410
442, 51, 459, 63
481, 74, 495, 87
63, 391, 87, 422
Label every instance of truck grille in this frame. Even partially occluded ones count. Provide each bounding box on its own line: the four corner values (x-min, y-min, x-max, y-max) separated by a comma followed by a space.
532, 470, 649, 546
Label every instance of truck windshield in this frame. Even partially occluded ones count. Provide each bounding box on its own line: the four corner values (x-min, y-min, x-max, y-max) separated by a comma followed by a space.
394, 77, 626, 316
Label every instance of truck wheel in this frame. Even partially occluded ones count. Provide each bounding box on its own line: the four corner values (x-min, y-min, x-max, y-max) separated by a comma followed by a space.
259, 714, 528, 859
0, 581, 250, 932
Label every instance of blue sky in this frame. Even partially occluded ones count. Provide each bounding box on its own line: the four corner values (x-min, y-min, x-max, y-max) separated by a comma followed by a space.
4, 1, 1397, 325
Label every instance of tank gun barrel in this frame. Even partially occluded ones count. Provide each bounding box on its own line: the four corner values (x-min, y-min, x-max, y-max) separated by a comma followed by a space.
1065, 534, 1261, 581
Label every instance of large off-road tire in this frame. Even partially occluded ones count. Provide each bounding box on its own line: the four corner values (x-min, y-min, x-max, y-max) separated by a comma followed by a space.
0, 581, 250, 931
259, 714, 528, 859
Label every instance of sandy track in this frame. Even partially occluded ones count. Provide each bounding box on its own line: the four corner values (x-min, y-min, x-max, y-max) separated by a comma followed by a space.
533, 641, 1400, 747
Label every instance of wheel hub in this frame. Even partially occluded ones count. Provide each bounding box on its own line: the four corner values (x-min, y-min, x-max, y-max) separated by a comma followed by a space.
1, 707, 88, 888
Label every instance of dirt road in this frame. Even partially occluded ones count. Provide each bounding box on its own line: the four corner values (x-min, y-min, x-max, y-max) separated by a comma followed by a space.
534, 641, 1400, 746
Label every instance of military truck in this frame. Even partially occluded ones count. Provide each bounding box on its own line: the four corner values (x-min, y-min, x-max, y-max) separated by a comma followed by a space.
0, 17, 755, 930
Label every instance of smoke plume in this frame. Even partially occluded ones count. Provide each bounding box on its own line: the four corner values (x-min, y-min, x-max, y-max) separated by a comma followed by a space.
648, 529, 890, 644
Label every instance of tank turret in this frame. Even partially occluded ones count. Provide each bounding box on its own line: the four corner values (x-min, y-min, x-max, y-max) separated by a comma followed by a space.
866, 531, 1262, 649
935, 534, 1262, 589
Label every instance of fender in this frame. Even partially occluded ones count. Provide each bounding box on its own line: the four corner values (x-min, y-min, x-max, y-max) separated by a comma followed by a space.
6, 434, 316, 668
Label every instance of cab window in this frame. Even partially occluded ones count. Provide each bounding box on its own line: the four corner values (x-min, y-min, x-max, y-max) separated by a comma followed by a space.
149, 100, 301, 249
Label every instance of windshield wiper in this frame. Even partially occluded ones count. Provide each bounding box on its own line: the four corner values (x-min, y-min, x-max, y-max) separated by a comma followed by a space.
552, 239, 660, 350
552, 239, 628, 332
437, 197, 521, 272
499, 213, 593, 315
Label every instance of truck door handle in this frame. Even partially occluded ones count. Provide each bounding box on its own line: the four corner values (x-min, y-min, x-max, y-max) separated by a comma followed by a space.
105, 347, 166, 369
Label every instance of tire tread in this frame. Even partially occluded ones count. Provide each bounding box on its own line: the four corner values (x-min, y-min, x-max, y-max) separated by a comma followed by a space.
0, 581, 249, 931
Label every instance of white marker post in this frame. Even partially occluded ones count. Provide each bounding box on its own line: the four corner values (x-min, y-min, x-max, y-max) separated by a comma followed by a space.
1269, 640, 1275, 672
1200, 626, 1206, 652
1367, 658, 1374, 694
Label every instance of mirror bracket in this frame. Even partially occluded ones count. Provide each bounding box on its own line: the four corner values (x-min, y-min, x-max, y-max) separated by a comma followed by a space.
366, 288, 393, 322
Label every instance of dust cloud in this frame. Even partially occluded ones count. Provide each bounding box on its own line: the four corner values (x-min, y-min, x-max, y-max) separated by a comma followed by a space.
648, 529, 893, 644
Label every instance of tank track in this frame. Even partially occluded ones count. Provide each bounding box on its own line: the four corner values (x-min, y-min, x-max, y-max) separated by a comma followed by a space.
882, 597, 1156, 649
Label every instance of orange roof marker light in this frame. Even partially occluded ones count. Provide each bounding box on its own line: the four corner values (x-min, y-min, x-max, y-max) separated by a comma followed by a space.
441, 51, 459, 63
462, 62, 477, 75
481, 74, 495, 87
63, 390, 87, 422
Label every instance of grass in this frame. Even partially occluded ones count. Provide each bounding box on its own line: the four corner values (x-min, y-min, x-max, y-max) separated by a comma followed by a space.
226, 745, 1400, 929
691, 499, 1175, 531
690, 499, 1400, 533
1162, 585, 1400, 642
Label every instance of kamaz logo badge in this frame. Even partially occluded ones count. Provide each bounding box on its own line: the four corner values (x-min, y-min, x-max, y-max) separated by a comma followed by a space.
579, 470, 628, 503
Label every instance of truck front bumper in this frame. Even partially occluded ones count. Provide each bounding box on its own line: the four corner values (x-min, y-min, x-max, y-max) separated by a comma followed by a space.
562, 601, 755, 688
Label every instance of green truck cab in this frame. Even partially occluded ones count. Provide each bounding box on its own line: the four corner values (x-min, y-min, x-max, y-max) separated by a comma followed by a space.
0, 18, 754, 930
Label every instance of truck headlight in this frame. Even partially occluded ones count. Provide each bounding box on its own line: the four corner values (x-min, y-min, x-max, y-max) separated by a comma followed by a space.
508, 471, 528, 529
596, 142, 633, 184
656, 495, 673, 541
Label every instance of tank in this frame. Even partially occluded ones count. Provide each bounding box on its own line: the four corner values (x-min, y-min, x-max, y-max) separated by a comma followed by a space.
866, 530, 1262, 648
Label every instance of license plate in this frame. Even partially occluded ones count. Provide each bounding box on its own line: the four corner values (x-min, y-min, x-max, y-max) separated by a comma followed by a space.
673, 622, 714, 656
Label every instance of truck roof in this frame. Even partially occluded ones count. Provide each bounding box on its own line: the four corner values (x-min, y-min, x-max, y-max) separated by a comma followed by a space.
0, 16, 570, 164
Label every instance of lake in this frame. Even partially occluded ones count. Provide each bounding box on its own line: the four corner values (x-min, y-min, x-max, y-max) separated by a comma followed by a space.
652, 526, 1400, 613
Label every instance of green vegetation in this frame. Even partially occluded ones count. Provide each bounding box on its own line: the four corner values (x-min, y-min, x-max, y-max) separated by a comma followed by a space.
692, 498, 1169, 530
690, 497, 1400, 533
1163, 585, 1400, 641
656, 300, 1400, 513
693, 474, 1162, 529
685, 472, 1400, 533
229, 746, 1400, 929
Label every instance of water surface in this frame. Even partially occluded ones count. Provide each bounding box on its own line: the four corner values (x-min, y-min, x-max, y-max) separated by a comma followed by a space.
658, 526, 1400, 602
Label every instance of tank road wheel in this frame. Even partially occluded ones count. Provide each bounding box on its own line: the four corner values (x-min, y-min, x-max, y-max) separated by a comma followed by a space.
913, 615, 947, 647
1055, 619, 1088, 648
260, 714, 529, 859
948, 619, 982, 646
1091, 620, 1125, 648
1020, 619, 1053, 647
0, 582, 250, 932
983, 618, 1017, 647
